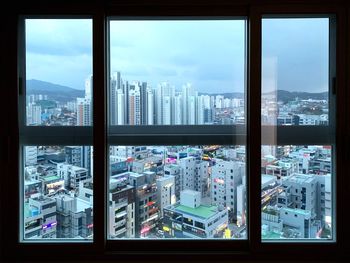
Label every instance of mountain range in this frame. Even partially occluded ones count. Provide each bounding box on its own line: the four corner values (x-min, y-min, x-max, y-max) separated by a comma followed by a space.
27, 79, 328, 103
26, 79, 84, 103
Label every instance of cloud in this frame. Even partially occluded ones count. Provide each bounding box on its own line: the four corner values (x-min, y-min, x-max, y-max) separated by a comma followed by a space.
26, 53, 92, 90
150, 66, 178, 77
26, 19, 92, 56
168, 53, 196, 66
26, 18, 329, 94
262, 18, 329, 92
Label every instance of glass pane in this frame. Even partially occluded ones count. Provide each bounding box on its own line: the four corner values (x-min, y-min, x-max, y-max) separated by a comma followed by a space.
22, 146, 93, 240
109, 20, 246, 125
108, 145, 247, 239
262, 18, 329, 126
25, 19, 92, 126
261, 145, 333, 240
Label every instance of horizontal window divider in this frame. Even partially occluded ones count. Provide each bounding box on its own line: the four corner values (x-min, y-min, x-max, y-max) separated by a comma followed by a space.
262, 126, 334, 145
108, 134, 245, 145
19, 126, 93, 145
108, 125, 246, 136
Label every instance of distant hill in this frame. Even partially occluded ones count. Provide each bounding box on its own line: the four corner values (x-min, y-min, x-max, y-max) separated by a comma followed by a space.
199, 92, 244, 99
26, 79, 84, 103
200, 90, 328, 102
264, 90, 328, 103
26, 79, 328, 104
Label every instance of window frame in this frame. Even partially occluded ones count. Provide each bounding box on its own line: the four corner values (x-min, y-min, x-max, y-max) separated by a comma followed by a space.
1, 0, 349, 262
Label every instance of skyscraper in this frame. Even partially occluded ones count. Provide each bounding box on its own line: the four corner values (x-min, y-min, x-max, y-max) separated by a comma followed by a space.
116, 89, 125, 125
76, 97, 91, 126
110, 72, 122, 125
146, 88, 154, 125
182, 83, 195, 124
140, 82, 148, 125
156, 82, 174, 124
197, 95, 205, 125
85, 75, 93, 101
27, 103, 42, 125
173, 94, 182, 125
128, 82, 141, 125
76, 75, 93, 126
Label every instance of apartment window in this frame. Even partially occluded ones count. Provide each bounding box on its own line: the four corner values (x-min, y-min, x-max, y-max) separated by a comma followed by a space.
20, 19, 94, 241
1, 1, 348, 262
261, 17, 335, 241
107, 19, 247, 240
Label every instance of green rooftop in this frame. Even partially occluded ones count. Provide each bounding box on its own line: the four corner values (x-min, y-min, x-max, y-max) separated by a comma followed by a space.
262, 231, 282, 239
42, 175, 61, 182
175, 204, 217, 219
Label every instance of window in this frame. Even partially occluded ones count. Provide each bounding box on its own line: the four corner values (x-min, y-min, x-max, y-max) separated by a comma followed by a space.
261, 17, 335, 241
107, 19, 247, 240
1, 1, 348, 262
24, 19, 93, 127
20, 19, 94, 241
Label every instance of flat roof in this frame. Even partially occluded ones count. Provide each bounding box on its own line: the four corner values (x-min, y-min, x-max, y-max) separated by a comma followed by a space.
42, 175, 61, 182
175, 204, 217, 219
24, 179, 41, 185
261, 174, 277, 189
282, 207, 311, 216
76, 198, 92, 212
262, 230, 281, 239
284, 173, 315, 184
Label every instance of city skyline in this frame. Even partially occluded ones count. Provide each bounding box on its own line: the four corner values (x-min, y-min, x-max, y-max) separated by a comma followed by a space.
26, 71, 329, 127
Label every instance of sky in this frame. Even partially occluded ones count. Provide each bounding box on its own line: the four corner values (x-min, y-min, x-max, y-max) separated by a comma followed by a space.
26, 18, 329, 93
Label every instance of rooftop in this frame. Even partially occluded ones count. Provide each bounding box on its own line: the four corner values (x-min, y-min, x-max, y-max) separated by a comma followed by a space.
76, 198, 92, 212
175, 204, 218, 219
263, 208, 279, 216
282, 207, 311, 217
262, 230, 281, 239
284, 173, 315, 184
261, 174, 277, 189
41, 175, 61, 182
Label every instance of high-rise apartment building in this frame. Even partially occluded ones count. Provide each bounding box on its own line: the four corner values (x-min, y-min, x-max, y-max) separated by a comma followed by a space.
65, 146, 92, 177
27, 103, 41, 125
25, 146, 38, 166
211, 160, 245, 220
76, 97, 91, 126
128, 171, 159, 237
109, 174, 136, 238
156, 175, 176, 217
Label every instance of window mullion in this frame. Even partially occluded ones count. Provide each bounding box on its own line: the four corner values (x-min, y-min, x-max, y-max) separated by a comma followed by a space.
92, 11, 107, 249
247, 7, 262, 252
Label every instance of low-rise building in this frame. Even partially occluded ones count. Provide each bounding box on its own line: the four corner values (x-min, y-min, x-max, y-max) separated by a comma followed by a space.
162, 190, 228, 238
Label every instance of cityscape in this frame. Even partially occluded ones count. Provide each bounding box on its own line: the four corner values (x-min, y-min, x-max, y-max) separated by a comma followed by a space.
24, 73, 332, 240
26, 73, 328, 127
22, 17, 332, 242
23, 143, 332, 240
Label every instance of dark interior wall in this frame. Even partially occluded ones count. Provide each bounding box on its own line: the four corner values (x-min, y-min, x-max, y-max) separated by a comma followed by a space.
1, 0, 350, 262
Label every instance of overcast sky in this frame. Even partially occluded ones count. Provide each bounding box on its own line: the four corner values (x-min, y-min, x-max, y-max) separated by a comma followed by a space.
26, 18, 328, 93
